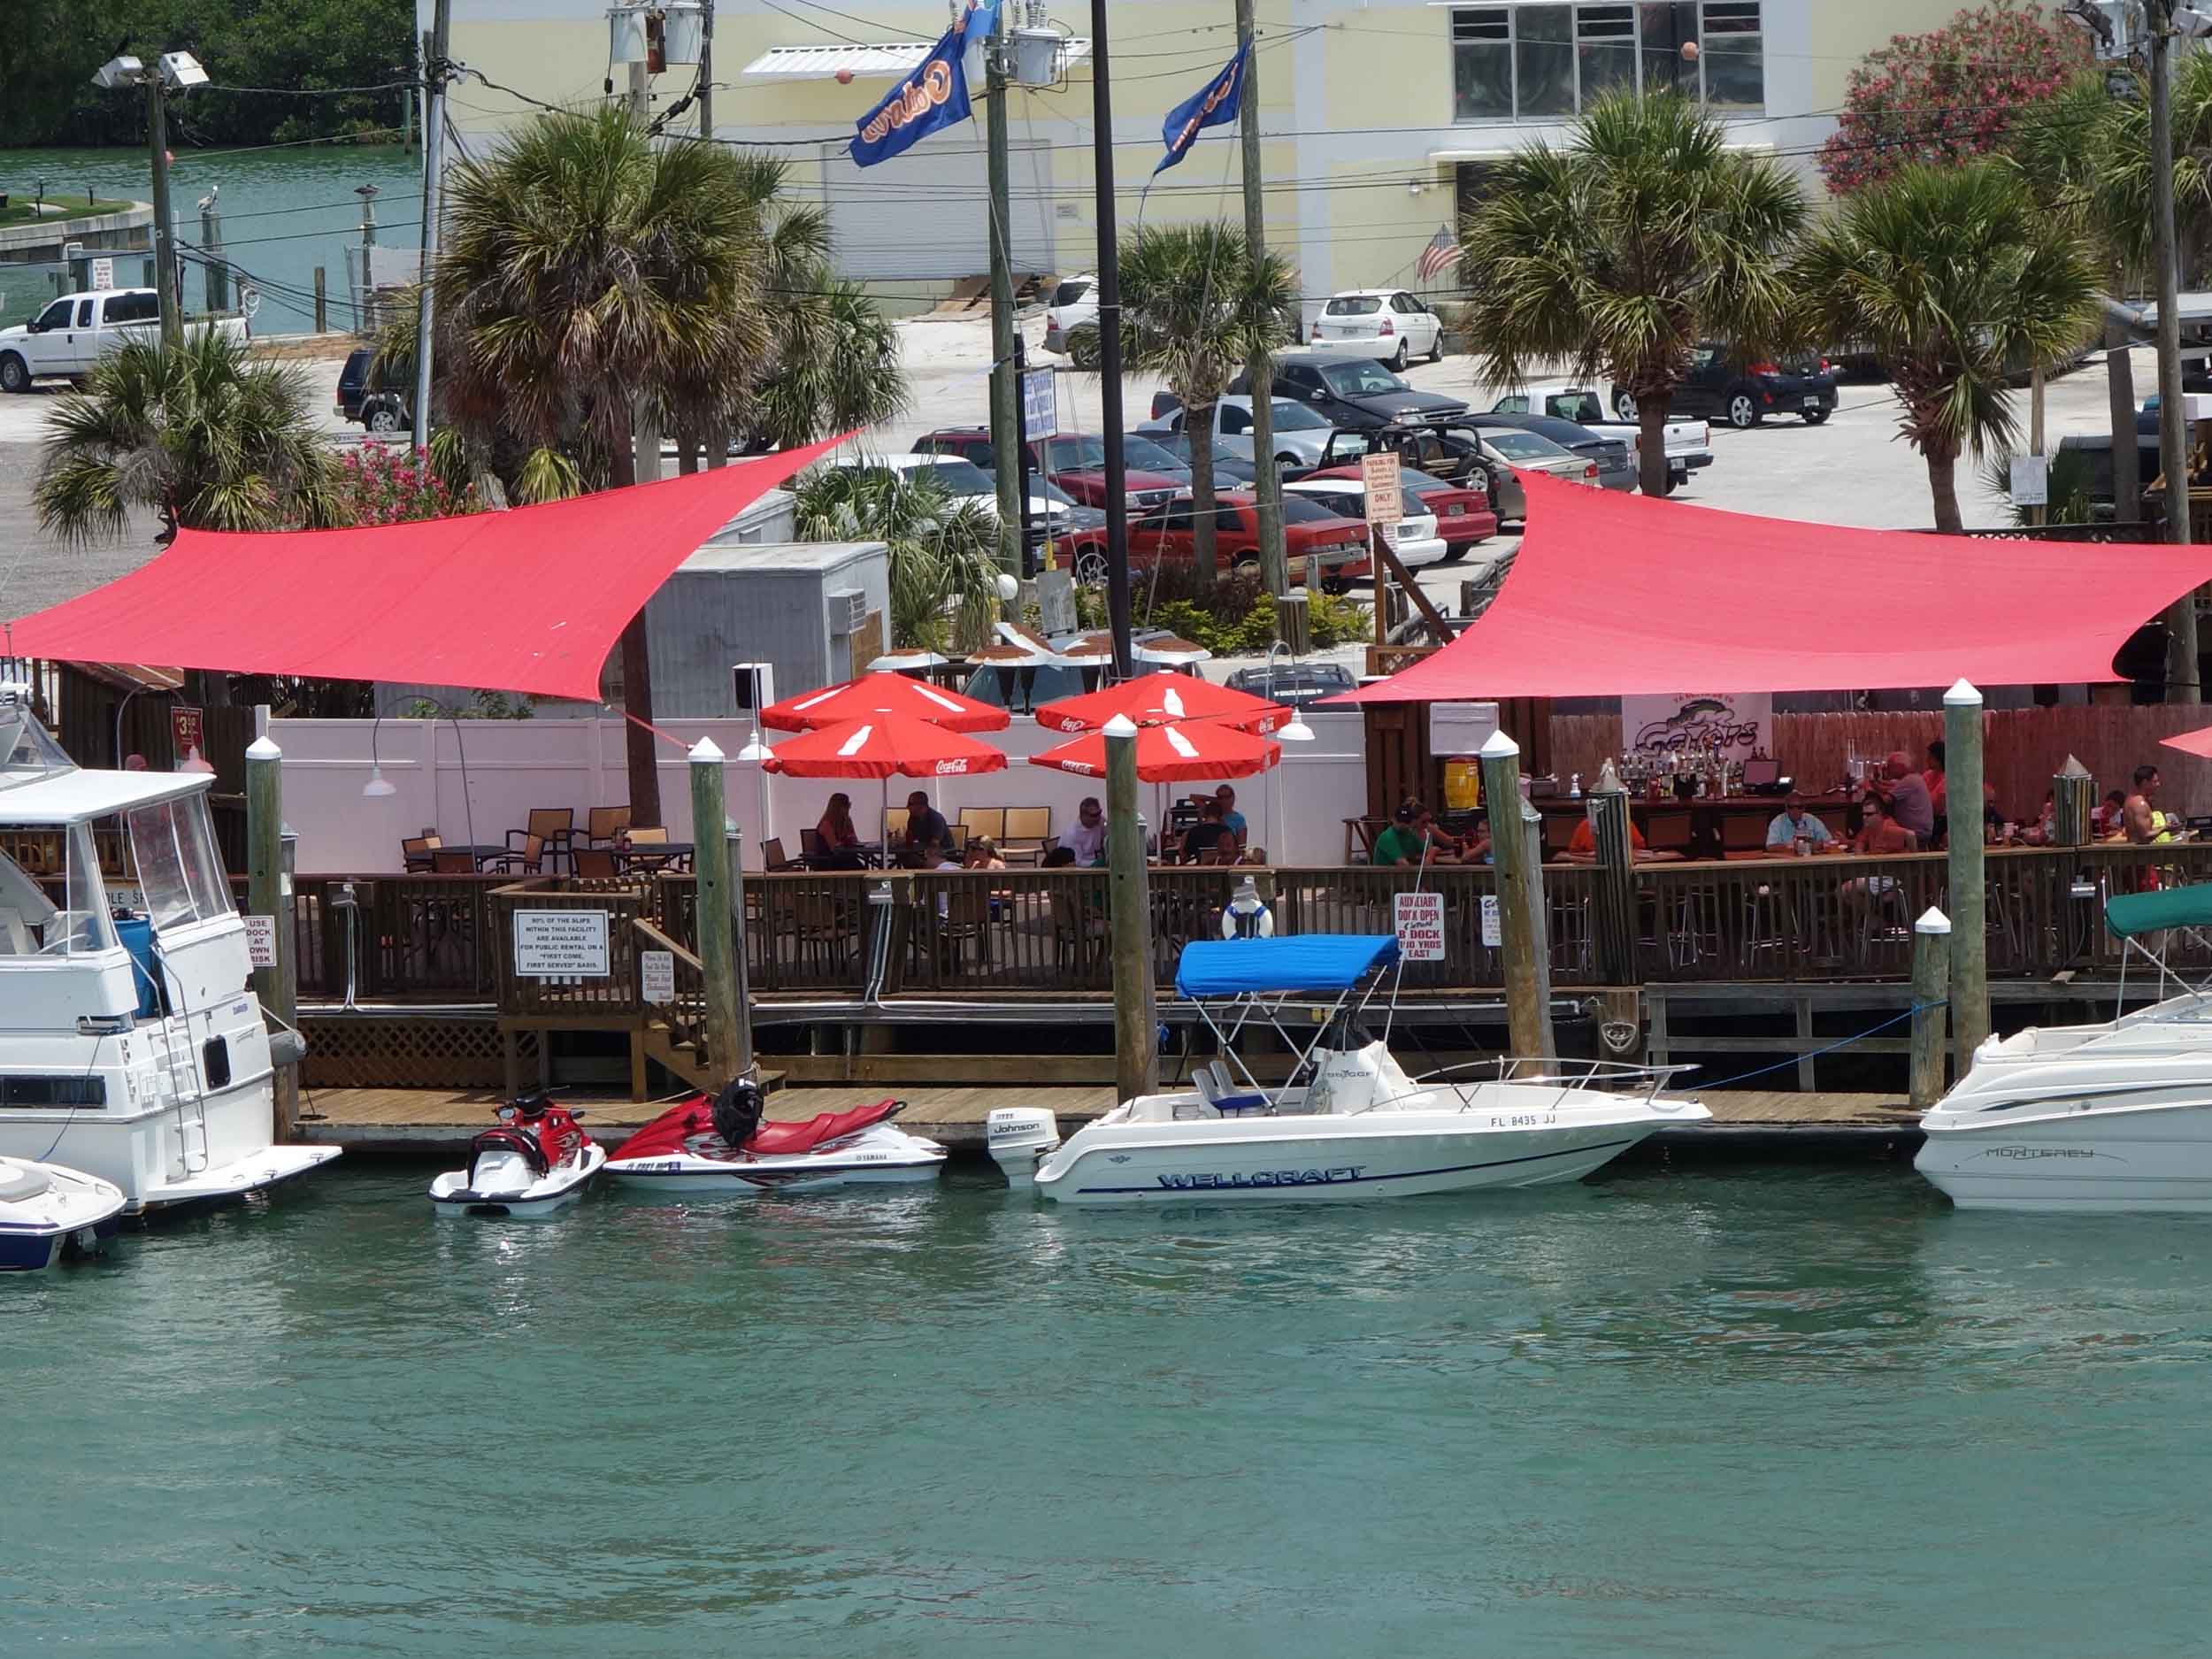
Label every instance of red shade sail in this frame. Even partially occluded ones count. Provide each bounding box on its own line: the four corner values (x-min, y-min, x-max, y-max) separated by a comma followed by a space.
4, 435, 847, 701
762, 712, 1007, 780
1036, 671, 1290, 735
761, 672, 1010, 734
2162, 726, 2212, 761
1339, 472, 2212, 703
1028, 719, 1280, 783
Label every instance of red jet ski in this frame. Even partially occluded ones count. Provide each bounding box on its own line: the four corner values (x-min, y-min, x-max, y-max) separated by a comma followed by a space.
604, 1080, 946, 1194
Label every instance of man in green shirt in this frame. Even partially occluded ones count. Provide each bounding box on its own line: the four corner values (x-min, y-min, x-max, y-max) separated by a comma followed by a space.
1372, 802, 1463, 867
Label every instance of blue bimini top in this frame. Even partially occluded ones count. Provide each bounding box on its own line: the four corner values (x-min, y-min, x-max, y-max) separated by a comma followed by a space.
1174, 934, 1401, 998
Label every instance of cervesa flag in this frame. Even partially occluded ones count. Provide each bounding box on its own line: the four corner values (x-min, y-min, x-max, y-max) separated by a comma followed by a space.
1155, 39, 1251, 176
849, 0, 997, 167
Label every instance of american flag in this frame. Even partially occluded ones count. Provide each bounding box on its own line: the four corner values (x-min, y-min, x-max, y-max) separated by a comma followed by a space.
1415, 224, 1463, 283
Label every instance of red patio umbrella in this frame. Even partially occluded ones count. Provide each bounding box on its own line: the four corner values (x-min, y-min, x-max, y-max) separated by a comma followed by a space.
1028, 718, 1281, 783
761, 672, 1010, 734
763, 712, 1008, 779
1034, 671, 1291, 736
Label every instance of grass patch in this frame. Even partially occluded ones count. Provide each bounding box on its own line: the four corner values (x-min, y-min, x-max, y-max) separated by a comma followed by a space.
0, 197, 136, 228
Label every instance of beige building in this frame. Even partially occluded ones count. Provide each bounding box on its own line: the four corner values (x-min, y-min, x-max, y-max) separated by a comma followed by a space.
429, 0, 2005, 312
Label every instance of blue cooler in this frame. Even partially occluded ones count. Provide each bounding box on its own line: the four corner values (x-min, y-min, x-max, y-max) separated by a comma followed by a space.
114, 917, 161, 1019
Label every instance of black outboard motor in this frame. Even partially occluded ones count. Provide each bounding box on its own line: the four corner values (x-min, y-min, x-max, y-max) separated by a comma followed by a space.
712, 1079, 765, 1150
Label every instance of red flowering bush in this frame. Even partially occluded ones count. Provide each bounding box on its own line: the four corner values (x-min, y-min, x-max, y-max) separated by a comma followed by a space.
1817, 2, 2092, 196
333, 442, 483, 526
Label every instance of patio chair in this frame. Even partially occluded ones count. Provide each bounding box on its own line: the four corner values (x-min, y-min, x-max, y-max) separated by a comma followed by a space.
1002, 807, 1052, 864
584, 806, 630, 849
762, 837, 802, 872
626, 826, 670, 846
513, 808, 575, 874
482, 833, 546, 875
959, 806, 1006, 845
788, 886, 862, 976
431, 849, 478, 875
401, 833, 443, 873
800, 827, 829, 867
939, 884, 994, 968
1050, 886, 1108, 974
572, 848, 620, 879
884, 806, 910, 845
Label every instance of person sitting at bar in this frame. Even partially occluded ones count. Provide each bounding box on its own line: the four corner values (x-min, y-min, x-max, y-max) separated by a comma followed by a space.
1239, 843, 1270, 866
1563, 814, 1682, 863
1372, 801, 1462, 866
1180, 798, 1236, 864
1063, 796, 1108, 865
1041, 845, 1079, 868
1214, 785, 1248, 839
2124, 764, 2176, 846
900, 790, 951, 866
812, 792, 867, 870
1764, 792, 1833, 856
2093, 788, 2129, 840
1839, 795, 1917, 918
1867, 751, 1935, 843
964, 835, 1008, 872
1924, 738, 1948, 822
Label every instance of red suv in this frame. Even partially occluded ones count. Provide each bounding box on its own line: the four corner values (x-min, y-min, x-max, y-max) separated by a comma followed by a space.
1058, 491, 1370, 589
915, 427, 1186, 510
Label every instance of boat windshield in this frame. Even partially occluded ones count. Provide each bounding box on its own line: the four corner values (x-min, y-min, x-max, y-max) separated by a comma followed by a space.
122, 795, 233, 930
0, 687, 77, 794
0, 825, 115, 956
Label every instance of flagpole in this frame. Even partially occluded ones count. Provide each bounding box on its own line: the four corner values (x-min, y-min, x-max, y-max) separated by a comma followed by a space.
1234, 0, 1287, 603
1090, 0, 1133, 682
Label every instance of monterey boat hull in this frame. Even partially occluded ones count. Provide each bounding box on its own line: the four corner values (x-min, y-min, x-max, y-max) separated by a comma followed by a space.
0, 1156, 127, 1271
429, 1143, 606, 1218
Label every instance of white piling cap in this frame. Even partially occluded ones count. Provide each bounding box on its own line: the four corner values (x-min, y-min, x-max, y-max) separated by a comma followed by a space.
1102, 713, 1139, 737
1593, 757, 1624, 794
2058, 753, 2091, 779
1916, 906, 1952, 935
245, 735, 280, 761
689, 736, 725, 763
1479, 729, 1520, 760
1942, 678, 1983, 707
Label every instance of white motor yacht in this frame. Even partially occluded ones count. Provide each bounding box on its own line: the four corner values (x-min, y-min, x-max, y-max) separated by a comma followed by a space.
988, 935, 1708, 1203
0, 684, 340, 1214
1916, 887, 2212, 1211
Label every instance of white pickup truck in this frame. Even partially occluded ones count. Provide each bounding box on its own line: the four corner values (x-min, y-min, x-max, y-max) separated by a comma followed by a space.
0, 288, 250, 393
1489, 384, 1713, 494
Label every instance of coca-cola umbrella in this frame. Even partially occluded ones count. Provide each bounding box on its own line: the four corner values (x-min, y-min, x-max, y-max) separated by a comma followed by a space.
1035, 670, 1292, 736
1031, 715, 1280, 859
764, 713, 1007, 863
761, 671, 1010, 735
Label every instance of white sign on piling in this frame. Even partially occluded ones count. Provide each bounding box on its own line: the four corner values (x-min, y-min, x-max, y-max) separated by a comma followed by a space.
513, 910, 611, 978
1394, 890, 1446, 962
640, 949, 676, 1004
1023, 368, 1057, 438
243, 914, 278, 969
2008, 454, 2048, 508
1479, 895, 1502, 949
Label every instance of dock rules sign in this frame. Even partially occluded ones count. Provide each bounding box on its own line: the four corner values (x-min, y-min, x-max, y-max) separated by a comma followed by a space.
1394, 891, 1446, 962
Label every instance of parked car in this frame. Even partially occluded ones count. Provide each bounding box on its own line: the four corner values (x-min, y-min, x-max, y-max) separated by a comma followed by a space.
826, 453, 1100, 537
1304, 465, 1497, 558
1307, 288, 1446, 371
1489, 383, 1713, 492
1141, 394, 1342, 469
1462, 412, 1634, 493
1058, 491, 1371, 588
1224, 661, 1357, 708
1284, 478, 1447, 567
1128, 426, 1261, 486
357, 388, 413, 435
1284, 420, 1590, 526
1042, 273, 1097, 356
1614, 344, 1838, 430
913, 427, 1187, 511
1232, 349, 1469, 434
0, 288, 247, 393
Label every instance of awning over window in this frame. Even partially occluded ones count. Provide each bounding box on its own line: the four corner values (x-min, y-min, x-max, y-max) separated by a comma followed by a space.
741, 40, 1090, 80
4, 438, 842, 702
1339, 472, 2212, 703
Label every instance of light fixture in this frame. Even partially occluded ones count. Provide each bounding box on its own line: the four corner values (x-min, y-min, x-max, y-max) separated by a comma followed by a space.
1279, 711, 1316, 743
91, 55, 146, 89
157, 51, 209, 91
178, 745, 214, 774
362, 709, 397, 797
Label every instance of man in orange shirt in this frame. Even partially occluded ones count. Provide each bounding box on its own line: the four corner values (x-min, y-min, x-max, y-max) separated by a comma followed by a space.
1563, 816, 1682, 863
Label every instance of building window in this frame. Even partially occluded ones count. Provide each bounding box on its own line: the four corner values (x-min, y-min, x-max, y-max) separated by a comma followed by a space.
1449, 2, 1763, 122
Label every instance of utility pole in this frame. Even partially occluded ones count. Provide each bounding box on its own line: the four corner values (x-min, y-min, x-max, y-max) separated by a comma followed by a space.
697, 0, 714, 138
413, 0, 453, 450
1090, 0, 1133, 680
1235, 0, 1288, 601
986, 9, 1025, 592
2148, 0, 2198, 700
147, 79, 179, 343
629, 56, 663, 484
199, 194, 227, 312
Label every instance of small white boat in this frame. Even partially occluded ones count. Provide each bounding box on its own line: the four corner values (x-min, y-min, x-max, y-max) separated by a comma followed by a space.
604, 1082, 947, 1194
1916, 886, 2212, 1211
988, 935, 1708, 1204
429, 1098, 604, 1217
0, 1155, 127, 1271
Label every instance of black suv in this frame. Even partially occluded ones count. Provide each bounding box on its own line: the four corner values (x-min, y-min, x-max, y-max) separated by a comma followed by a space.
1230, 351, 1468, 434
336, 347, 411, 433
1613, 343, 1838, 430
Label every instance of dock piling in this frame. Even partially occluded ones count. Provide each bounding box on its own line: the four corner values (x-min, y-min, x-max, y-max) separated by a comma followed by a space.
246, 735, 299, 1139
689, 739, 748, 1087
1944, 679, 1990, 1072
1106, 716, 1158, 1101
1479, 730, 1554, 1068
1586, 759, 1637, 987
1910, 907, 1953, 1108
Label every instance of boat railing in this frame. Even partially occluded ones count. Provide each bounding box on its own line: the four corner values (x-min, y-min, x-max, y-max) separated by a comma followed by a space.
1370, 1056, 1702, 1111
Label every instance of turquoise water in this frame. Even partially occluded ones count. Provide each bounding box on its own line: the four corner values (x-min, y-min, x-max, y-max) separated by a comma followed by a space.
0, 146, 422, 336
8, 1161, 2210, 1656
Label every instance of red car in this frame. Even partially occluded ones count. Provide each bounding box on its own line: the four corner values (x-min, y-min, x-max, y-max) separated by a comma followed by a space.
913, 427, 1185, 510
1059, 491, 1370, 589
1305, 464, 1498, 558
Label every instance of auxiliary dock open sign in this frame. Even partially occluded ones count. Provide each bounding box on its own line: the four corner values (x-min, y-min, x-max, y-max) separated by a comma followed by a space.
1393, 891, 1446, 962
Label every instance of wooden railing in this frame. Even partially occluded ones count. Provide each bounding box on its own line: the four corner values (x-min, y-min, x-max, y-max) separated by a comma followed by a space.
290, 873, 506, 1002
634, 917, 710, 1064
489, 878, 649, 1017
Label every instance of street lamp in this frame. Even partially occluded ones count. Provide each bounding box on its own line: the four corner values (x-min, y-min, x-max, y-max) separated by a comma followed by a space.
89, 50, 206, 344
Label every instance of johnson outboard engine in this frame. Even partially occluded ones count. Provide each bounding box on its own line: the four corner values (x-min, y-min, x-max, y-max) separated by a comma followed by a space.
712, 1079, 766, 1151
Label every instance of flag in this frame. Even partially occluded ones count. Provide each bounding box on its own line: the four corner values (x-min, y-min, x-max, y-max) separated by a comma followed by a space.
1155, 39, 1251, 177
1416, 225, 1463, 282
851, 4, 994, 168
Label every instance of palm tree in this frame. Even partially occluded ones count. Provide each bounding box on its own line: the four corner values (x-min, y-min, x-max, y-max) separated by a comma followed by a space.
1794, 162, 2098, 534
1459, 92, 1806, 497
788, 465, 1004, 651
1111, 222, 1295, 583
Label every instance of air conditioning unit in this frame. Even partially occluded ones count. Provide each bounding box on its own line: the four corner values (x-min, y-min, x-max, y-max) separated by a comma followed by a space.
732, 663, 775, 713
826, 589, 868, 637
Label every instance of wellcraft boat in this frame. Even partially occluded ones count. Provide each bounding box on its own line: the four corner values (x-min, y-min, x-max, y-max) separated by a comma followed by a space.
0, 683, 339, 1215
0, 1155, 127, 1271
1916, 886, 2212, 1211
604, 1080, 947, 1194
987, 935, 1708, 1203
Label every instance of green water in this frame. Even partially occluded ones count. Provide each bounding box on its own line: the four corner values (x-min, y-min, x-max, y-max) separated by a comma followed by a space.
0, 146, 421, 336
8, 1162, 2209, 1655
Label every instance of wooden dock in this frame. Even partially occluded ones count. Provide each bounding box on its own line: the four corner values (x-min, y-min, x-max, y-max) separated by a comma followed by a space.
296, 1083, 1916, 1156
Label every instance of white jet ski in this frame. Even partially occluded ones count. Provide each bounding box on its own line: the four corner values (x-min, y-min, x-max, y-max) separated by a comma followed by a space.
604, 1080, 946, 1194
428, 1096, 604, 1218
0, 1155, 127, 1271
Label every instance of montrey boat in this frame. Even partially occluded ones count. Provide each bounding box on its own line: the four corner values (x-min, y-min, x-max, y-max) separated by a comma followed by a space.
1916, 886, 2212, 1212
987, 934, 1707, 1203
0, 684, 339, 1215
0, 1155, 127, 1271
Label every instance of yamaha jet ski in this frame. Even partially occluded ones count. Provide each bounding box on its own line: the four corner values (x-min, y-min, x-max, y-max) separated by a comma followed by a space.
428, 1095, 605, 1217
0, 1156, 127, 1271
604, 1079, 946, 1194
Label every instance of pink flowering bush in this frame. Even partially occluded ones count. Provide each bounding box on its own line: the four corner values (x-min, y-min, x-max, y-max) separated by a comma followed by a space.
333, 442, 484, 526
1817, 2, 2091, 196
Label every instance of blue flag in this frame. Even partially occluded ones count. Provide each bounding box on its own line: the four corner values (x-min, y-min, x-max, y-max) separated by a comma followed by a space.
851, 12, 981, 168
1155, 40, 1251, 176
